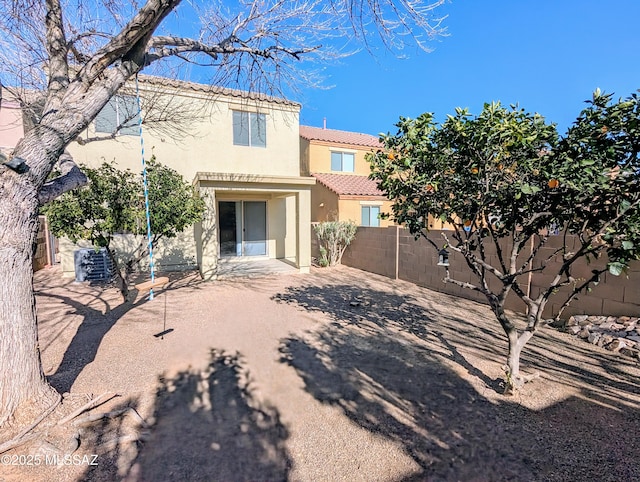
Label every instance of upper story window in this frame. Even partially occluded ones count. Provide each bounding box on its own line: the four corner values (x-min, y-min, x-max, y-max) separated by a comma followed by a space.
95, 95, 140, 136
331, 151, 355, 172
233, 111, 266, 148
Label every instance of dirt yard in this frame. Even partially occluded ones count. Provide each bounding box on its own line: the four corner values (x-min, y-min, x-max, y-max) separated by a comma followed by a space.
2, 265, 640, 481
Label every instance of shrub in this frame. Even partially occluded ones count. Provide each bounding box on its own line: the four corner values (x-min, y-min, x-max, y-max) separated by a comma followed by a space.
314, 221, 357, 267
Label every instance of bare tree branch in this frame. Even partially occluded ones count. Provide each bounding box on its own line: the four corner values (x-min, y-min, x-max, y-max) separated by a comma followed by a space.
44, 0, 69, 99
38, 151, 88, 205
79, 0, 182, 83
145, 35, 320, 64
443, 275, 485, 293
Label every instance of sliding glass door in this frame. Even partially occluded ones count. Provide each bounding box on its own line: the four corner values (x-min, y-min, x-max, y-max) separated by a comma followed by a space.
219, 201, 267, 257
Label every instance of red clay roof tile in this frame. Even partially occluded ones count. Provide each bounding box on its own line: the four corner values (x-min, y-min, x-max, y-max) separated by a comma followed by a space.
312, 172, 384, 197
300, 125, 381, 148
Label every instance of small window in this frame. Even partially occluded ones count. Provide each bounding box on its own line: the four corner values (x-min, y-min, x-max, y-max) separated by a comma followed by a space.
95, 95, 140, 136
331, 151, 355, 172
361, 205, 380, 227
233, 111, 266, 147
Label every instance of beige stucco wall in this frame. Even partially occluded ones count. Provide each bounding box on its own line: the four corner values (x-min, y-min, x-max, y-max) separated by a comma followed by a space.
306, 141, 376, 176
310, 177, 394, 227
338, 198, 395, 227
58, 230, 197, 278
67, 87, 301, 181
311, 182, 340, 222
196, 174, 313, 279
0, 95, 24, 150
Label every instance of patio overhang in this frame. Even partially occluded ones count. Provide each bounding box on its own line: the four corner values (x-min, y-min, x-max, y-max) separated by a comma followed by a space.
194, 172, 316, 192
193, 172, 315, 280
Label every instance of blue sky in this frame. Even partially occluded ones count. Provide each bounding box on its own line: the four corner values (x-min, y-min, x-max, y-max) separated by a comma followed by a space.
296, 0, 640, 137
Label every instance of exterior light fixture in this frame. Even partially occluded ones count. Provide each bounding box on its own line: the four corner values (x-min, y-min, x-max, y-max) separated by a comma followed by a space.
437, 247, 450, 267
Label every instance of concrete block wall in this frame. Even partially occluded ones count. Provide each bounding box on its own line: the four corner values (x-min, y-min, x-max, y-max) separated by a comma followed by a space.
341, 226, 397, 279
342, 226, 640, 319
33, 220, 49, 271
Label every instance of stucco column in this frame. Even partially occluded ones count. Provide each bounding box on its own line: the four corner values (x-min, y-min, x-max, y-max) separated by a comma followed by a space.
197, 187, 218, 280
296, 188, 311, 273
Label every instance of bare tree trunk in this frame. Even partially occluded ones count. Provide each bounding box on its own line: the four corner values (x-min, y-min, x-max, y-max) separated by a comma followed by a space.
504, 329, 536, 395
105, 247, 130, 301
0, 175, 57, 425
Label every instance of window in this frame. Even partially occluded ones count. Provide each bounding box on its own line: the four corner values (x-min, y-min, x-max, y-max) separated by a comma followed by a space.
331, 151, 355, 172
95, 95, 140, 136
361, 205, 380, 227
233, 111, 266, 147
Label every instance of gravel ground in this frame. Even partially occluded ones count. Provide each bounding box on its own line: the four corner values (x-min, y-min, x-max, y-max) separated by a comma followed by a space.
2, 265, 639, 481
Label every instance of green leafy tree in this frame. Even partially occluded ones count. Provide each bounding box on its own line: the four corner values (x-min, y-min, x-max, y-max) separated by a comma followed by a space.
45, 157, 205, 299
369, 91, 640, 394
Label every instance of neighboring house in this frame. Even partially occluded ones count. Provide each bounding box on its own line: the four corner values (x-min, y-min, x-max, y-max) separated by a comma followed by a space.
300, 124, 451, 231
12, 77, 314, 279
299, 125, 395, 227
0, 87, 25, 154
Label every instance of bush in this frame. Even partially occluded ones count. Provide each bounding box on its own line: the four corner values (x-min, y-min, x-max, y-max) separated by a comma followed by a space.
314, 221, 357, 267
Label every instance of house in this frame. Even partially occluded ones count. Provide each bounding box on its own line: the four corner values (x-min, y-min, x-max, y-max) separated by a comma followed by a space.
54, 77, 315, 279
300, 125, 396, 227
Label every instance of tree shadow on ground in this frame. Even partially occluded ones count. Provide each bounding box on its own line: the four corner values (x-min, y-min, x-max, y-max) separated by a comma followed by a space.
273, 283, 506, 392
276, 282, 640, 481
80, 349, 290, 481
35, 269, 204, 393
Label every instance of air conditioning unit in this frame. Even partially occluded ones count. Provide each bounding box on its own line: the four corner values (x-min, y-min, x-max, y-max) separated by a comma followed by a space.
74, 248, 115, 282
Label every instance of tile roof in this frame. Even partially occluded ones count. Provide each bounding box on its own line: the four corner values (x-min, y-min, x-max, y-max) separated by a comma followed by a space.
312, 172, 384, 197
137, 74, 300, 106
300, 125, 381, 148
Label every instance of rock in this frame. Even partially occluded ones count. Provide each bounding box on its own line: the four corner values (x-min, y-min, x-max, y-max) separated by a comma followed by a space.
588, 332, 601, 345
566, 325, 582, 335
349, 301, 361, 307
605, 338, 627, 352
578, 328, 590, 339
599, 335, 614, 347
574, 314, 589, 323
557, 314, 640, 361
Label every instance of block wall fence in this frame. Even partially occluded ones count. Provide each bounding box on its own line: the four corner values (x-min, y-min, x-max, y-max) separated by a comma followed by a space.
329, 226, 640, 319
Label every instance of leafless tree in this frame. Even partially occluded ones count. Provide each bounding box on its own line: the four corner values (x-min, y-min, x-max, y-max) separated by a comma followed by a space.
0, 0, 447, 425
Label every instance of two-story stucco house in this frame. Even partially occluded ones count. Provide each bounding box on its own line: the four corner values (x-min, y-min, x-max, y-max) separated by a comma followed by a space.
48, 77, 315, 279
299, 125, 396, 227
